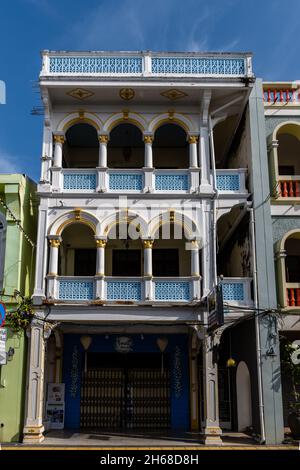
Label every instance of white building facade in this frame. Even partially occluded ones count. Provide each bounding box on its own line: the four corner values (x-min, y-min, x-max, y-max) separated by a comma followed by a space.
23, 51, 283, 444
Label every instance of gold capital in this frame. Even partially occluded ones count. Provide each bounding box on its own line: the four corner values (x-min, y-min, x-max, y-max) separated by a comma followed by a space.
54, 135, 65, 144
143, 240, 154, 249
96, 239, 107, 248
189, 135, 198, 144
99, 135, 109, 144
144, 135, 153, 144
49, 239, 60, 248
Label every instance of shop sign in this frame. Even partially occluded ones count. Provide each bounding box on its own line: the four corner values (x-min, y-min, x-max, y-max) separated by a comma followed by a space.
115, 336, 133, 354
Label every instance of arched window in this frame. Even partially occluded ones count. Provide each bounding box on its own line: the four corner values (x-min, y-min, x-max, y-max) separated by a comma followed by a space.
107, 123, 144, 168
63, 123, 99, 168
277, 124, 300, 176
0, 214, 6, 291
153, 123, 188, 169
58, 223, 96, 276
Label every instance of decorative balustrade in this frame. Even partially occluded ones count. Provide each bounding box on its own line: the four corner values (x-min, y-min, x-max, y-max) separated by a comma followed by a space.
278, 178, 300, 198
42, 52, 252, 78
222, 277, 253, 306
51, 276, 251, 306
54, 168, 248, 195
49, 276, 197, 302
153, 279, 191, 301
108, 171, 144, 191
63, 170, 97, 191
105, 278, 142, 301
216, 169, 247, 193
154, 171, 189, 191
263, 88, 300, 104
286, 284, 300, 307
57, 277, 94, 301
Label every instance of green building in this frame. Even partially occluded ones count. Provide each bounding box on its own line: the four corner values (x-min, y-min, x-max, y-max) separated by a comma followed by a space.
0, 174, 37, 442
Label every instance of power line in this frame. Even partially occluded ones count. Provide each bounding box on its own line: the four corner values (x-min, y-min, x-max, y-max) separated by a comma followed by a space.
0, 197, 36, 248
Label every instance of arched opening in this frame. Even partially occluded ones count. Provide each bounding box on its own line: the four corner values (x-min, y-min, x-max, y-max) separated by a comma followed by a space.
277, 124, 300, 176
62, 123, 99, 168
105, 222, 143, 276
152, 223, 192, 277
284, 232, 300, 307
153, 123, 188, 169
236, 361, 252, 431
285, 233, 300, 283
58, 223, 96, 276
217, 207, 251, 278
107, 123, 144, 169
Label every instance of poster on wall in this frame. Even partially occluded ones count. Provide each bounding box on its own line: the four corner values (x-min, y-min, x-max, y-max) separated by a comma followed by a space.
47, 383, 65, 404
46, 383, 65, 429
45, 404, 64, 429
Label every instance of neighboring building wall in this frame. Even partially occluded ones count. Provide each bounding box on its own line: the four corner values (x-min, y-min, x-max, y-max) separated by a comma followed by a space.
0, 174, 37, 443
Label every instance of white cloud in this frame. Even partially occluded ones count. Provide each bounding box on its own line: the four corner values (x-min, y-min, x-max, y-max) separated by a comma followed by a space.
0, 151, 21, 174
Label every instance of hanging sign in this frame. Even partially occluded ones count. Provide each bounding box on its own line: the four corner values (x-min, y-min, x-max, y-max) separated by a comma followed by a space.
0, 328, 7, 365
0, 302, 6, 327
115, 336, 133, 354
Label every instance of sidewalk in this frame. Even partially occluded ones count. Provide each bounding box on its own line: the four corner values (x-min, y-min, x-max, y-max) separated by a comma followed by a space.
1, 430, 298, 450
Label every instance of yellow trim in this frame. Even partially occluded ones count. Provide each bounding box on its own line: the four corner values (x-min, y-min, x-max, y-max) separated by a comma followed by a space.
107, 117, 145, 134
63, 117, 100, 132
152, 117, 189, 134
56, 218, 96, 235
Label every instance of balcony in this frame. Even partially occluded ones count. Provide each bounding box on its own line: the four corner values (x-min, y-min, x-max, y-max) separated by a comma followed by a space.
221, 277, 253, 308
48, 276, 198, 304
47, 275, 252, 306
286, 284, 300, 307
278, 178, 300, 198
41, 51, 253, 79
58, 168, 247, 195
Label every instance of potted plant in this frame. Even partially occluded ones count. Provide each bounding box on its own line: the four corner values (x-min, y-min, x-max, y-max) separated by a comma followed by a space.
281, 340, 300, 439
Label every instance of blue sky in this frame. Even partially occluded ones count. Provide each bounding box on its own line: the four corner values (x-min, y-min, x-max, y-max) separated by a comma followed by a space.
0, 0, 299, 182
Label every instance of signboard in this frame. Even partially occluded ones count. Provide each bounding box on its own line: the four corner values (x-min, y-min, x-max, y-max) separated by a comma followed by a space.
46, 383, 65, 429
0, 328, 7, 365
0, 302, 6, 327
207, 284, 224, 333
115, 336, 133, 354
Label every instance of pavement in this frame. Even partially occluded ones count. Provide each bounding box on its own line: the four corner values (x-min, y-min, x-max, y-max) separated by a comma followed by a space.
1, 430, 298, 450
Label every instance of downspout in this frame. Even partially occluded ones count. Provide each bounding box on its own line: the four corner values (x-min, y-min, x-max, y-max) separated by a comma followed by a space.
208, 116, 218, 287
249, 206, 266, 444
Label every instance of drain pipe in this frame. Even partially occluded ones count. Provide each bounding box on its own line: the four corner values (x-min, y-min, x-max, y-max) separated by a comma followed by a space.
249, 206, 266, 444
208, 116, 218, 287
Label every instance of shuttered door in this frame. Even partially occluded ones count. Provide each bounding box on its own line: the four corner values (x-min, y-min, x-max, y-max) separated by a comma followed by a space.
80, 361, 170, 430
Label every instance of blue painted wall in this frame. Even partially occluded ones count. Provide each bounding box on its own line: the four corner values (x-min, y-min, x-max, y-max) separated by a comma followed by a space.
62, 333, 190, 430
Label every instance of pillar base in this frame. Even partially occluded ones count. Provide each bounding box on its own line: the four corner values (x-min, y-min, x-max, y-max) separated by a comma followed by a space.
202, 427, 222, 446
23, 425, 45, 444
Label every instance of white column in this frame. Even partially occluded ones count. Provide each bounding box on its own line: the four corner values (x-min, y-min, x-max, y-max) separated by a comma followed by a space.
48, 237, 61, 275
95, 238, 106, 275
98, 135, 108, 168
143, 240, 153, 277
199, 126, 211, 188
23, 320, 47, 443
202, 332, 222, 445
144, 135, 153, 168
53, 135, 64, 168
191, 240, 200, 276
33, 202, 48, 305
189, 135, 198, 168
143, 240, 153, 301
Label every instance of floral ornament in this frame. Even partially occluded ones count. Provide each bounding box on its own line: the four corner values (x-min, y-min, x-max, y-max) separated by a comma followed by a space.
70, 345, 79, 398
173, 345, 183, 399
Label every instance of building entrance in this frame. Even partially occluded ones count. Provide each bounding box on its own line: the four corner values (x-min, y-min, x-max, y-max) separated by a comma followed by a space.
80, 353, 171, 430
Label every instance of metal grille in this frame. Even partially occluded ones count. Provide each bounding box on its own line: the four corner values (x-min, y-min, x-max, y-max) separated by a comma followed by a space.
80, 367, 170, 430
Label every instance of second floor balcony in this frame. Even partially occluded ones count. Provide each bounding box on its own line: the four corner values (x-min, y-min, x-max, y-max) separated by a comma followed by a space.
44, 121, 248, 197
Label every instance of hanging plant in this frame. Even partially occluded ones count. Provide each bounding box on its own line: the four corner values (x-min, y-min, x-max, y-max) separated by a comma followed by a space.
5, 296, 34, 332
